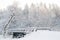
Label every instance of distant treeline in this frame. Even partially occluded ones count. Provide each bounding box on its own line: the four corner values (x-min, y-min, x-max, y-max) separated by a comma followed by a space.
0, 3, 60, 31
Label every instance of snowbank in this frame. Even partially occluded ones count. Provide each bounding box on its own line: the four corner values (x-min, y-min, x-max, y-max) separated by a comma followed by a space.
0, 30, 60, 40
22, 30, 60, 40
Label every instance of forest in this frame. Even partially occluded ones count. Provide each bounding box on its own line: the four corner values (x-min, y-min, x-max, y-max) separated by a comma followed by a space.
0, 2, 60, 35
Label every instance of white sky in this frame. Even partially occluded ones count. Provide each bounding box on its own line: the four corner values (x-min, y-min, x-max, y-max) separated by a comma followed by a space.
0, 0, 60, 10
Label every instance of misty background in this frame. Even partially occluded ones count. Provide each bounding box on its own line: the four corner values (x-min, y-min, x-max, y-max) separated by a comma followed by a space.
0, 1, 60, 35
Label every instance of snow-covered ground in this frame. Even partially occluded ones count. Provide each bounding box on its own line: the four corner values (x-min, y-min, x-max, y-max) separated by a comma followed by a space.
0, 30, 60, 40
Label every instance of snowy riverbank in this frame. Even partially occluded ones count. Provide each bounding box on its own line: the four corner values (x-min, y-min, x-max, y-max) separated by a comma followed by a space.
0, 30, 60, 40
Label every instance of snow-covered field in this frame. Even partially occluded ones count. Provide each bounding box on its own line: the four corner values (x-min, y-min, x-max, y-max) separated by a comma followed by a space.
0, 30, 60, 40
